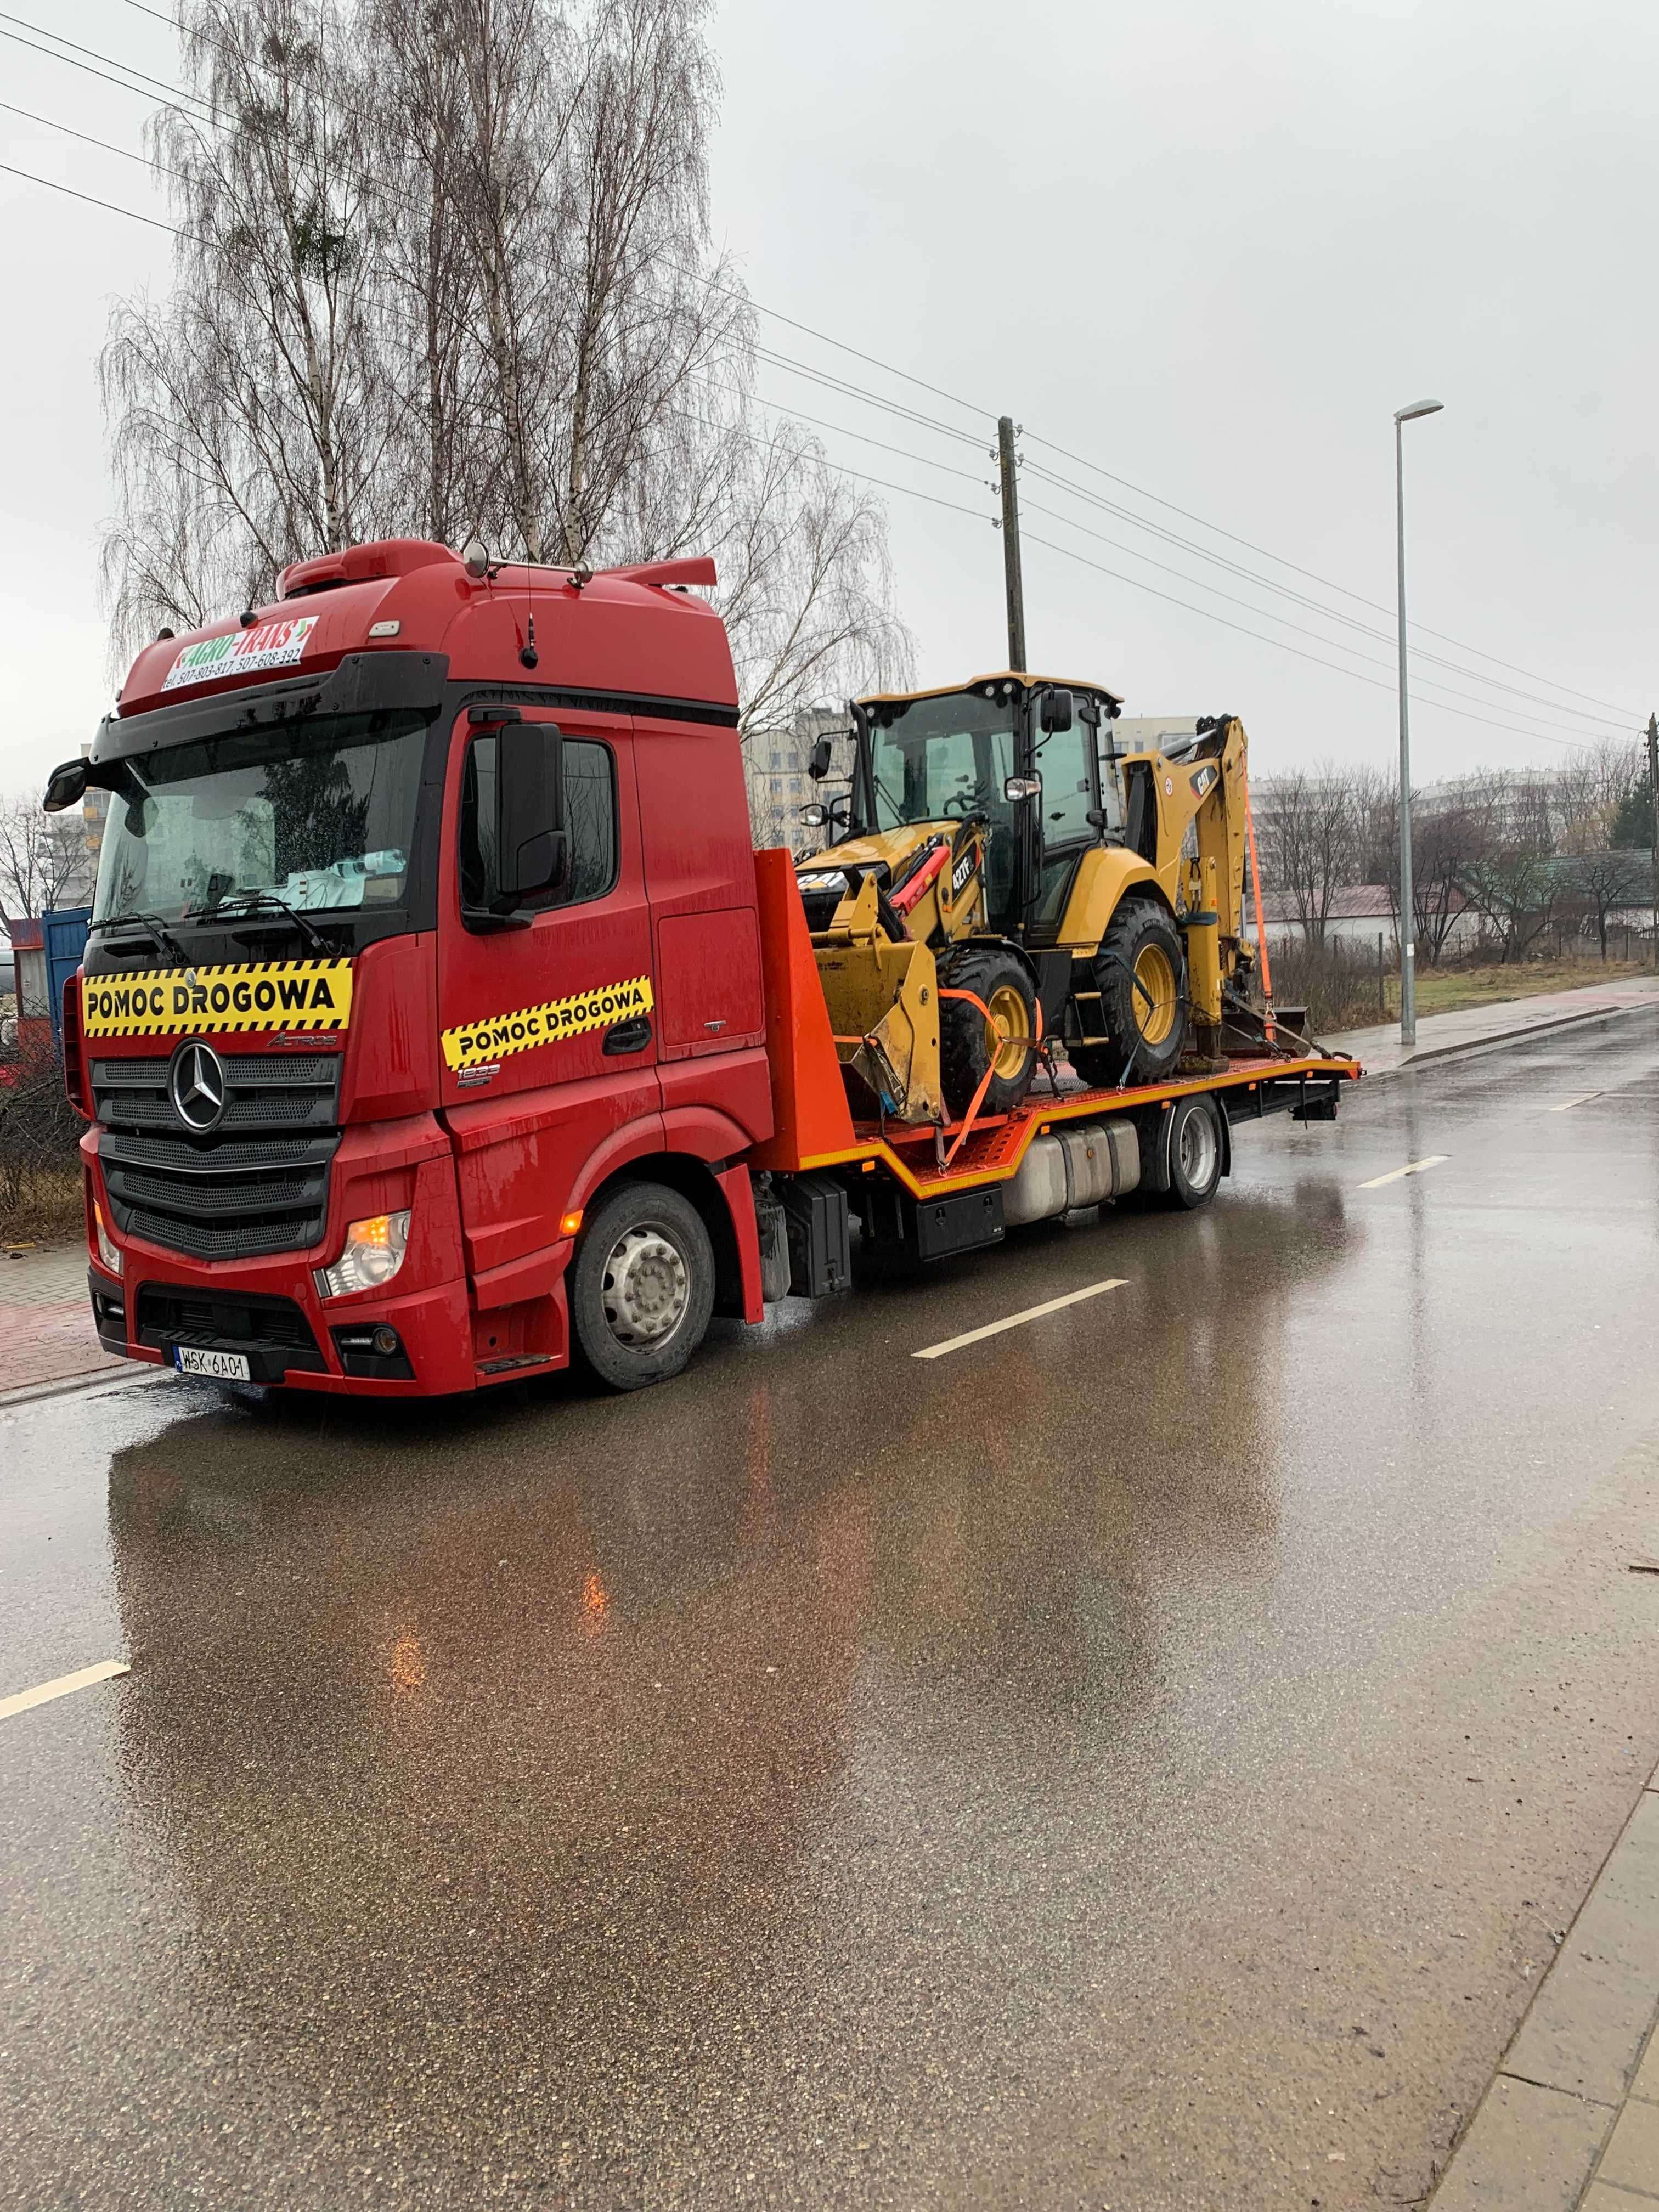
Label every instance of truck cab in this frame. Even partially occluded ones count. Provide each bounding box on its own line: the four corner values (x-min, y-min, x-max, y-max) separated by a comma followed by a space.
52, 539, 774, 1396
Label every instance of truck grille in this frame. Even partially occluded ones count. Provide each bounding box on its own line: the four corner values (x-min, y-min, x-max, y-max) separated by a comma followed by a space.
94, 1049, 342, 1261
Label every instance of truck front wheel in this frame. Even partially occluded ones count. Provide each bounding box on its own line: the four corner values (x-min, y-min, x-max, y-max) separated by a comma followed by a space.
570, 1181, 715, 1391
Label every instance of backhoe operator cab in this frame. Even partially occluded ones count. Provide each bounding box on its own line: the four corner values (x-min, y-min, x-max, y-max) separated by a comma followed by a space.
795, 676, 1257, 1127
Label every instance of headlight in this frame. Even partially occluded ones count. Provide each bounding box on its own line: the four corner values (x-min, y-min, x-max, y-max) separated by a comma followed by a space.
93, 1201, 122, 1278
314, 1210, 410, 1300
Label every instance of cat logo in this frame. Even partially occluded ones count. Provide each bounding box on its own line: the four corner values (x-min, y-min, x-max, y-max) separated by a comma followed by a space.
1189, 764, 1218, 799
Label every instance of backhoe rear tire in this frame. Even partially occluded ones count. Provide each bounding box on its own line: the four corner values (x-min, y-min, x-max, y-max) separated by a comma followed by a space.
1069, 900, 1187, 1088
938, 946, 1038, 1119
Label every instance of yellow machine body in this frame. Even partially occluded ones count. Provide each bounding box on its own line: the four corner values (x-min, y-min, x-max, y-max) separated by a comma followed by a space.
809, 873, 944, 1122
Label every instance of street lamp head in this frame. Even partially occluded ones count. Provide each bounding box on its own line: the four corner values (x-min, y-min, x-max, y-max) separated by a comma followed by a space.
1395, 399, 1444, 424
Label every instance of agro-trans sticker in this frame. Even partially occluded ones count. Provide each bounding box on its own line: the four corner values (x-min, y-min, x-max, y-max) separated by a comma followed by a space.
162, 614, 320, 692
442, 976, 653, 1073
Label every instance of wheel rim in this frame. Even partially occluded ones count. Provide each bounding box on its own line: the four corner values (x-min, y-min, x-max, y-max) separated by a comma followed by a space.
600, 1224, 690, 1348
986, 981, 1032, 1080
1132, 944, 1178, 1048
1178, 1104, 1217, 1189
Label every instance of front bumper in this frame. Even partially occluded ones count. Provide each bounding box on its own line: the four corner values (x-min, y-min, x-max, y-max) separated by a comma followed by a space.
82, 1122, 488, 1397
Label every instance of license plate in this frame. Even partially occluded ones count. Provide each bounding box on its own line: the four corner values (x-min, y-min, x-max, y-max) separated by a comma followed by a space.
173, 1346, 252, 1381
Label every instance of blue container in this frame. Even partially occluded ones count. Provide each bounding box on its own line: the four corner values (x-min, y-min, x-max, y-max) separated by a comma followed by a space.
42, 906, 91, 1059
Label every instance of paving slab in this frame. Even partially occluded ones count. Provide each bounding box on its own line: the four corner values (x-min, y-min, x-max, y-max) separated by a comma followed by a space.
1595, 2097, 1659, 2194
1506, 1797, 1659, 2105
1428, 2076, 1613, 2210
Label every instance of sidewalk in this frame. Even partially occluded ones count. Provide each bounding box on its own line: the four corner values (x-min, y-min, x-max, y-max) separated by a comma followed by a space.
0, 1243, 126, 1400
1431, 1763, 1659, 2208
1329, 974, 1659, 1077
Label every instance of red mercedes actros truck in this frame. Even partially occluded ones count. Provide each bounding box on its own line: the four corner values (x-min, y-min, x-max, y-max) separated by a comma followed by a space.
48, 537, 1356, 1398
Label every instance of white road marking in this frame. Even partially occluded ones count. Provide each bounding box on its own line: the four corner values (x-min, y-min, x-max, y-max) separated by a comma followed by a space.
0, 1660, 130, 1724
1358, 1155, 1449, 1190
913, 1277, 1128, 1360
1546, 1093, 1601, 1112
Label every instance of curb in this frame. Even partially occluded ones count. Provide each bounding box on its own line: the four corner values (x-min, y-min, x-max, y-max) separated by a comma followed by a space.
1335, 996, 1659, 1084
0, 1364, 174, 1413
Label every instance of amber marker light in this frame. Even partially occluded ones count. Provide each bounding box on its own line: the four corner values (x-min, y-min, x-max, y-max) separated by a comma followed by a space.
560, 1209, 584, 1237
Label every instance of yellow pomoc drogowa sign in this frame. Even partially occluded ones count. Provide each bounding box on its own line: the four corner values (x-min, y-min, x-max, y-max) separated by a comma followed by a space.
442, 975, 653, 1073
81, 960, 355, 1040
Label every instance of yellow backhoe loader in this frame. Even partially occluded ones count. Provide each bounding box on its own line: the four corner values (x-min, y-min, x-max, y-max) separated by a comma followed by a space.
793, 675, 1267, 1126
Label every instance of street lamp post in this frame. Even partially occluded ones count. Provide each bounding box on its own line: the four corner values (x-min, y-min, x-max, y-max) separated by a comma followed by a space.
1394, 399, 1443, 1048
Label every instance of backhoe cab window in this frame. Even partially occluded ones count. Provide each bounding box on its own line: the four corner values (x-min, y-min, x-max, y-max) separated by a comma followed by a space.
866, 694, 1017, 833
460, 735, 617, 912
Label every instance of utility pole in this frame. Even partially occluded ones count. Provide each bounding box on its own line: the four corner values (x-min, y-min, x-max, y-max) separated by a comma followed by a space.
1648, 711, 1658, 968
997, 415, 1027, 673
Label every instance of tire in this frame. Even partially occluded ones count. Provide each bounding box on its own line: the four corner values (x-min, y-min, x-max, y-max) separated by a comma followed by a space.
569, 1181, 715, 1391
1069, 900, 1186, 1087
937, 945, 1039, 1119
1164, 1092, 1223, 1210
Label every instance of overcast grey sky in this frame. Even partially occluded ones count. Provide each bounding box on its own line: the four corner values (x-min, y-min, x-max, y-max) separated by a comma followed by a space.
2, 0, 1655, 798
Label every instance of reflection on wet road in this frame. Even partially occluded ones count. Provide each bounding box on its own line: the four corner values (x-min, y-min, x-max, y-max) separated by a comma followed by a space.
4, 1013, 1658, 2209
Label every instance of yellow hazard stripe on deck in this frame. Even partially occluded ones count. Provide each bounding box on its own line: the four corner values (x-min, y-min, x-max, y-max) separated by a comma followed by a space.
81, 958, 354, 1038
442, 977, 654, 1071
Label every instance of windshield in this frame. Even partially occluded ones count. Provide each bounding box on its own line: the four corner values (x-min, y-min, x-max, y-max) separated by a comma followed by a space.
91, 708, 431, 929
865, 692, 1017, 832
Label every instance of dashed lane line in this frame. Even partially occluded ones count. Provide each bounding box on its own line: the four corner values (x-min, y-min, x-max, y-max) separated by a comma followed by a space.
1358, 1155, 1449, 1190
1545, 1093, 1602, 1112
913, 1277, 1129, 1361
0, 1660, 131, 1724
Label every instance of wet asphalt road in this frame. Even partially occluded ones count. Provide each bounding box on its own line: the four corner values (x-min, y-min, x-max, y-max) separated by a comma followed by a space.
4, 1013, 1659, 2212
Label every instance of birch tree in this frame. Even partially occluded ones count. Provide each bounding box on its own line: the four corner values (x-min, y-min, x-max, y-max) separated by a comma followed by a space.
99, 0, 909, 735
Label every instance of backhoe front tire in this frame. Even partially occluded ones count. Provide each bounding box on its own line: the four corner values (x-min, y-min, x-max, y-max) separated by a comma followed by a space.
938, 946, 1039, 1119
1070, 900, 1187, 1087
570, 1180, 715, 1391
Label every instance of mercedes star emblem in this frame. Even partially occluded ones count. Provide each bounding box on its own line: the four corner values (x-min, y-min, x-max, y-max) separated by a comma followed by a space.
169, 1040, 227, 1132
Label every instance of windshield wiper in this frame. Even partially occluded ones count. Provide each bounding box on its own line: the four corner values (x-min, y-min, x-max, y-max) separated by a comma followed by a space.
87, 911, 188, 967
189, 890, 331, 956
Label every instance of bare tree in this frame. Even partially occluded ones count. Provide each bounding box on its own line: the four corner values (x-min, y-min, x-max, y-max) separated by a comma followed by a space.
101, 0, 387, 635
101, 0, 905, 729
1256, 765, 1353, 948
1560, 848, 1651, 960
0, 800, 91, 935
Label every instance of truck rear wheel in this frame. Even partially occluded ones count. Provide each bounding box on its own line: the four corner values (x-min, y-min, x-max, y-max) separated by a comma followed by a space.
1164, 1092, 1223, 1209
570, 1181, 715, 1391
938, 947, 1038, 1119
1070, 901, 1187, 1087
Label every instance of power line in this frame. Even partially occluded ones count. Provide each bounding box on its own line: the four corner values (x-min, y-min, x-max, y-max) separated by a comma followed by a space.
1022, 458, 1635, 736
0, 156, 187, 236
0, 10, 216, 114
0, 98, 184, 178
0, 21, 208, 106
1018, 494, 1632, 748
1019, 531, 1599, 752
1024, 428, 1641, 721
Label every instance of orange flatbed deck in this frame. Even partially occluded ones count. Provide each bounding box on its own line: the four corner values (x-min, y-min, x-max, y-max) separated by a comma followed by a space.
748, 849, 1360, 1195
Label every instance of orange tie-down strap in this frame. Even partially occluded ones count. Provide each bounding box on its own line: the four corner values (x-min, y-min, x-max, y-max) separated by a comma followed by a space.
834, 992, 1045, 1167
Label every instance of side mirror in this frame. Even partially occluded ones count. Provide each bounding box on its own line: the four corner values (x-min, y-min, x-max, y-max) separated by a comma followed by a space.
43, 758, 88, 814
799, 802, 828, 828
1040, 688, 1074, 734
1004, 775, 1041, 803
806, 737, 834, 782
495, 723, 567, 906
